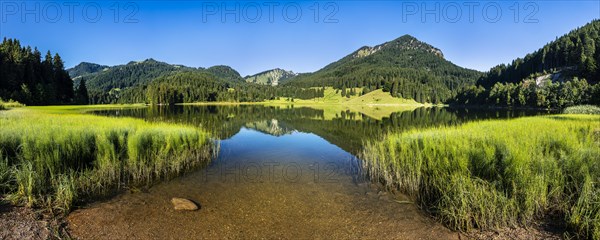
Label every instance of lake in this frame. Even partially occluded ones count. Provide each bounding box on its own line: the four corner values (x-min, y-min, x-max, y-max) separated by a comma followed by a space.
66, 105, 551, 239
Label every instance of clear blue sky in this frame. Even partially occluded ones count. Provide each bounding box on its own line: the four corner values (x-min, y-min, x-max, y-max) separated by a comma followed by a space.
1, 1, 599, 76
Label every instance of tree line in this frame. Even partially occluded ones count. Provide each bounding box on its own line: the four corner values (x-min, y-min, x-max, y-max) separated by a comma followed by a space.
113, 71, 324, 104
453, 77, 600, 108
0, 38, 88, 105
454, 20, 600, 108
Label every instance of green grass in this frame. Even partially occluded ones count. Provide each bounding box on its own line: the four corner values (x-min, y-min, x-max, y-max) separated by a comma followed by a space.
361, 115, 600, 239
563, 105, 600, 114
265, 87, 419, 105
25, 104, 147, 114
0, 107, 214, 213
261, 88, 423, 120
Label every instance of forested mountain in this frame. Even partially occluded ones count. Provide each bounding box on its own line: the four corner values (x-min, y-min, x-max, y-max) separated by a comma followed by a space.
453, 19, 600, 108
205, 65, 244, 83
68, 62, 109, 80
68, 59, 200, 103
245, 68, 297, 86
71, 59, 324, 104
284, 35, 482, 103
74, 58, 196, 92
117, 71, 324, 104
0, 38, 85, 105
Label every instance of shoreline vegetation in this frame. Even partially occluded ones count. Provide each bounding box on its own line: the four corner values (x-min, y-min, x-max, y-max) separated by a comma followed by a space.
0, 106, 215, 213
0, 99, 25, 110
361, 114, 600, 239
563, 105, 600, 114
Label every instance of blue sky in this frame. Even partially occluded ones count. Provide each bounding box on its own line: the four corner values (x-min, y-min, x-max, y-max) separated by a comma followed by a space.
1, 1, 599, 76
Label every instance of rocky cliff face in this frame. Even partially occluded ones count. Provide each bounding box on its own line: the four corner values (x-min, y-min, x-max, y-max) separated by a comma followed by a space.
245, 68, 297, 86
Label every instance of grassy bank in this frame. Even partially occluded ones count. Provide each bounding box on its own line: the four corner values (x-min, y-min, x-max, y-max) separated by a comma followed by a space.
25, 104, 147, 114
0, 107, 214, 212
361, 115, 600, 239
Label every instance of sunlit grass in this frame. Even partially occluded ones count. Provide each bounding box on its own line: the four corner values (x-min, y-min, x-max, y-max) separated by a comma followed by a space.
25, 104, 147, 114
0, 107, 214, 213
264, 88, 419, 105
0, 99, 25, 110
361, 114, 600, 239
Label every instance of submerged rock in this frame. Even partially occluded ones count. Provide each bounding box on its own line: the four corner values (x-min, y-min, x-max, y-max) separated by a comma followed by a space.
171, 198, 199, 211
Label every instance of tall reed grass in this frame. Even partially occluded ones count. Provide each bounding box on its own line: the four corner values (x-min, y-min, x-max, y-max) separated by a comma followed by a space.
0, 99, 24, 110
0, 108, 215, 212
361, 115, 600, 239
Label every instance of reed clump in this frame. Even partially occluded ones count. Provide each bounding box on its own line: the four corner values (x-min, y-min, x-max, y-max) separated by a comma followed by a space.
563, 105, 600, 114
0, 108, 214, 213
0, 99, 25, 110
361, 114, 600, 239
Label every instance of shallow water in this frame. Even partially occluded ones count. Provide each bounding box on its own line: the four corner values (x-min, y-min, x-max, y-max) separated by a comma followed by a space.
68, 105, 551, 239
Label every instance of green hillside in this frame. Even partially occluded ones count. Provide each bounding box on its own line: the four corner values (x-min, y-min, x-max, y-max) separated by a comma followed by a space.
454, 19, 600, 108
477, 19, 600, 88
284, 35, 482, 103
206, 65, 245, 82
67, 59, 249, 104
68, 62, 109, 80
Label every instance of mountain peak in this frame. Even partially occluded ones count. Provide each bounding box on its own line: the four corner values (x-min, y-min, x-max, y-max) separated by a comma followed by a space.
384, 35, 444, 58
392, 34, 418, 42
350, 35, 443, 59
67, 62, 109, 79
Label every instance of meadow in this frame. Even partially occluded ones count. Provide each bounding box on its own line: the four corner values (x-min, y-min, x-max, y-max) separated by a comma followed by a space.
361, 114, 600, 239
0, 107, 215, 213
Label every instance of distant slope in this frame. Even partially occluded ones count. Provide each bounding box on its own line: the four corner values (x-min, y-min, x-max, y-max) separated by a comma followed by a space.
142, 71, 231, 104
68, 62, 109, 79
284, 35, 482, 103
245, 68, 297, 86
206, 65, 244, 83
67, 58, 196, 92
66, 59, 249, 103
477, 19, 600, 88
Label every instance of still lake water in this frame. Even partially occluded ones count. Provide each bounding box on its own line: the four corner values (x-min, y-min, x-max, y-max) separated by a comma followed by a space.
67, 105, 551, 239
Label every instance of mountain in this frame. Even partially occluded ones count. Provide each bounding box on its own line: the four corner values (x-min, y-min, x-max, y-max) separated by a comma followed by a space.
68, 62, 109, 79
245, 68, 297, 86
67, 58, 196, 92
453, 20, 600, 108
66, 59, 248, 103
284, 35, 482, 103
206, 65, 244, 83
